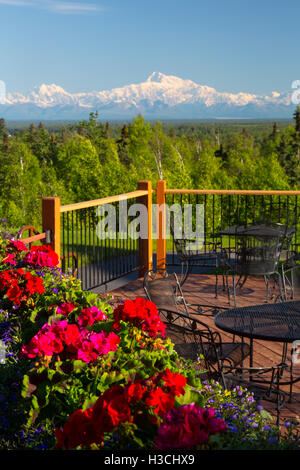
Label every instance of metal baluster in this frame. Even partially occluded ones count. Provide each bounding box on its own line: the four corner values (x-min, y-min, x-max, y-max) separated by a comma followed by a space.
75, 210, 79, 278
71, 210, 74, 275
67, 211, 70, 274
204, 194, 207, 254
84, 209, 88, 290
80, 211, 83, 288
62, 212, 65, 271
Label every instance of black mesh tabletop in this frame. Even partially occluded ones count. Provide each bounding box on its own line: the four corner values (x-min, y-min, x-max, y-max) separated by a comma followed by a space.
214, 301, 300, 342
217, 224, 295, 238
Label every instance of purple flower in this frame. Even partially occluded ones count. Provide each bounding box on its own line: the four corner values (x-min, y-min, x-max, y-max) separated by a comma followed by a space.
268, 437, 278, 444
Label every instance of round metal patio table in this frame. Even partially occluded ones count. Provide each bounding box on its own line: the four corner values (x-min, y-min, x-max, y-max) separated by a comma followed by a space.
214, 300, 300, 396
217, 224, 295, 239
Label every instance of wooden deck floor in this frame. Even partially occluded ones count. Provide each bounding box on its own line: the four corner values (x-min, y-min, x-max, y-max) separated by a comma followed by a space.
110, 272, 300, 430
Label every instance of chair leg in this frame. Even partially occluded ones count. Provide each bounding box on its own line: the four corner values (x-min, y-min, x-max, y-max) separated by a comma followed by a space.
264, 275, 270, 302
226, 271, 231, 304
215, 261, 218, 299
289, 344, 295, 403
232, 274, 237, 307
281, 265, 287, 301
277, 273, 284, 302
179, 260, 191, 287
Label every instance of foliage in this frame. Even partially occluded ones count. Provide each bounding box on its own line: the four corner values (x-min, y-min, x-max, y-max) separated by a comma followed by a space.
1, 111, 300, 229
0, 233, 299, 450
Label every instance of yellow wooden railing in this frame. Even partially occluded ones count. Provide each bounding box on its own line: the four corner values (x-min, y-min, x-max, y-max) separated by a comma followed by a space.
41, 180, 300, 284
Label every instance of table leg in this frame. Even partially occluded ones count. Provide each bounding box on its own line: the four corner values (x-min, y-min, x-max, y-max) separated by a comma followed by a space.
249, 338, 254, 381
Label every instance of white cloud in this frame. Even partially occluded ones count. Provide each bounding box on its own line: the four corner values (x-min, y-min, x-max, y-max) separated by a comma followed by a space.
0, 0, 34, 5
0, 0, 103, 14
45, 1, 102, 14
49, 1, 102, 12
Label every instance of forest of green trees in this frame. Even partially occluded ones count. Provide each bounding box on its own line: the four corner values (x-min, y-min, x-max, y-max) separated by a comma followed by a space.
1, 108, 300, 230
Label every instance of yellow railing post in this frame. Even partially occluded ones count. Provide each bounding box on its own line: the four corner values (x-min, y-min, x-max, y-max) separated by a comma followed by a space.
42, 197, 61, 262
156, 180, 167, 270
138, 181, 153, 277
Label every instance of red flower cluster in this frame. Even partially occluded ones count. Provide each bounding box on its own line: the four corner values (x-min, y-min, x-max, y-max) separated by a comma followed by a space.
2, 240, 28, 266
21, 320, 120, 364
7, 240, 28, 252
23, 244, 59, 267
154, 404, 227, 450
55, 368, 187, 449
2, 242, 59, 268
55, 408, 100, 450
2, 253, 17, 266
55, 302, 77, 317
77, 306, 107, 327
113, 297, 166, 338
0, 268, 44, 306
53, 303, 108, 328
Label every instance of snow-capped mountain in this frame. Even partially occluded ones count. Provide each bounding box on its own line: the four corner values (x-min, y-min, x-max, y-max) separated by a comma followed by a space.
0, 72, 295, 120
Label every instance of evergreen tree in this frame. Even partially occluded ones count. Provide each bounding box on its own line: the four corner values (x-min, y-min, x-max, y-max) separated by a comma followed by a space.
271, 122, 278, 140
214, 144, 228, 163
117, 124, 131, 167
105, 122, 110, 139
2, 132, 9, 153
293, 106, 300, 133
0, 118, 7, 138
28, 123, 36, 143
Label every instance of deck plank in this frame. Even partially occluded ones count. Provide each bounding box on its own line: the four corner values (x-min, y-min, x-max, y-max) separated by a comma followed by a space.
110, 273, 300, 428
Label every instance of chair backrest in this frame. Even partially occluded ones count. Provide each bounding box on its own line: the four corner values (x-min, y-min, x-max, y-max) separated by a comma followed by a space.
143, 269, 189, 315
169, 218, 190, 261
258, 200, 297, 253
159, 307, 223, 381
259, 200, 297, 229
234, 230, 283, 276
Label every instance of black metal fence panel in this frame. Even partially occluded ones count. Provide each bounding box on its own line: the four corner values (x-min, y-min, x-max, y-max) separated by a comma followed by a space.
61, 200, 139, 291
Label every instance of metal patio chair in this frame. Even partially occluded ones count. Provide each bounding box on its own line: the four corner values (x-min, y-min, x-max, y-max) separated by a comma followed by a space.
224, 363, 288, 426
143, 268, 223, 318
169, 219, 230, 299
230, 227, 285, 306
259, 201, 298, 300
143, 269, 250, 387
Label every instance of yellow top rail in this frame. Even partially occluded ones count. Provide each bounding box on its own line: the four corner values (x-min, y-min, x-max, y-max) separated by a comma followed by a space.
60, 189, 150, 213
165, 189, 300, 196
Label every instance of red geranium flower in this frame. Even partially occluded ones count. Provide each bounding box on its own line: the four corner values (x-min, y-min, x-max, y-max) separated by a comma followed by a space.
23, 244, 59, 267
154, 404, 227, 450
2, 253, 17, 266
113, 297, 166, 338
126, 382, 146, 402
55, 408, 102, 450
160, 368, 187, 397
7, 240, 28, 252
144, 387, 175, 416
56, 302, 77, 317
77, 306, 107, 327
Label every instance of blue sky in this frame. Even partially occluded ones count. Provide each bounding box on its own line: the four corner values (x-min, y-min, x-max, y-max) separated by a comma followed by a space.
1, 0, 300, 95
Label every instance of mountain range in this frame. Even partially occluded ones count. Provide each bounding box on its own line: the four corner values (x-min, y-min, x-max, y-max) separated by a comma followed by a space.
0, 72, 296, 120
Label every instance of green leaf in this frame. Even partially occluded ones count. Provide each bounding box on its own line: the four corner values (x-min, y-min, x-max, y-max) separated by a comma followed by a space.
73, 360, 86, 371
175, 387, 203, 407
260, 409, 273, 420
91, 320, 114, 333
21, 374, 30, 398
98, 370, 126, 388
82, 396, 98, 411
